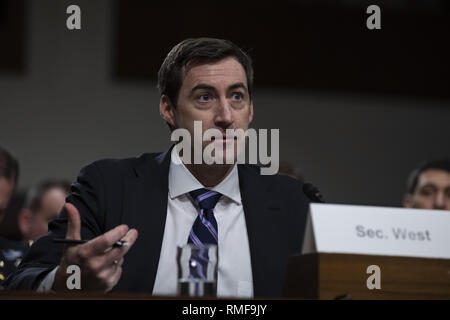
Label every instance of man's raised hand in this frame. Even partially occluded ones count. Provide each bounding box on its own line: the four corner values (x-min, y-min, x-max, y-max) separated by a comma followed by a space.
53, 203, 138, 292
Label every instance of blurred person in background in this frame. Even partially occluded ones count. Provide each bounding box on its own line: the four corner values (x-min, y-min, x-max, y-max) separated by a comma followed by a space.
18, 180, 71, 243
0, 192, 27, 242
403, 158, 450, 211
0, 146, 25, 287
0, 147, 18, 222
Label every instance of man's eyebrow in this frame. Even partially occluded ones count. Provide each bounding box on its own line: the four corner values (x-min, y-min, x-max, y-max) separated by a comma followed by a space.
420, 183, 437, 190
190, 83, 248, 94
191, 84, 216, 93
228, 82, 247, 91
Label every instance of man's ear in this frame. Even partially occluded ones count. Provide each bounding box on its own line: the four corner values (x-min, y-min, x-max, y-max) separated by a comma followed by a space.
403, 194, 413, 208
159, 95, 176, 129
17, 208, 32, 239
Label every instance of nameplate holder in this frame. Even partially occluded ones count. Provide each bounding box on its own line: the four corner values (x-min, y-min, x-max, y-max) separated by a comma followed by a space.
301, 203, 450, 259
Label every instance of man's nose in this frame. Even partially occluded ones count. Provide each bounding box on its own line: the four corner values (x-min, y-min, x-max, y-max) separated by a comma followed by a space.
214, 98, 234, 128
433, 191, 445, 210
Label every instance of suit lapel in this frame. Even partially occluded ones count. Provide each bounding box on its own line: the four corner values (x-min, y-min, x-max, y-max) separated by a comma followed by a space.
238, 165, 287, 297
119, 149, 171, 292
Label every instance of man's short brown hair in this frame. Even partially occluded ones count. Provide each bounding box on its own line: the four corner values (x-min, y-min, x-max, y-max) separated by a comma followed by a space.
157, 38, 254, 107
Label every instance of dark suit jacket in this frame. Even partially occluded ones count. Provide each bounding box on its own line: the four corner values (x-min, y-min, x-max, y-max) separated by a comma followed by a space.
5, 150, 310, 297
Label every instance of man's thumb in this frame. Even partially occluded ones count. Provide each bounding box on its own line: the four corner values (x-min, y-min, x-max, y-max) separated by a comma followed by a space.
65, 203, 81, 240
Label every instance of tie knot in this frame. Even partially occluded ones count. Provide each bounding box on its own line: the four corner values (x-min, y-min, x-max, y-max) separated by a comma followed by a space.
189, 188, 222, 210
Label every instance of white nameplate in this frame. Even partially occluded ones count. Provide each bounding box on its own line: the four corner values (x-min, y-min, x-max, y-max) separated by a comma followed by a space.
302, 203, 450, 259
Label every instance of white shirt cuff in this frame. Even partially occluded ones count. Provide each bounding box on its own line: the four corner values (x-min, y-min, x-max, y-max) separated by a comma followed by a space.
36, 266, 58, 292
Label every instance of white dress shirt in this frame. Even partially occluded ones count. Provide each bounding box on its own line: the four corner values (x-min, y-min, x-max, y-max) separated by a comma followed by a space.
39, 148, 254, 297
152, 147, 254, 297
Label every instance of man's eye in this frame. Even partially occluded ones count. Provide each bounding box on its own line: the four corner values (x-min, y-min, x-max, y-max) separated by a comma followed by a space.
419, 188, 435, 196
198, 94, 211, 102
232, 92, 244, 100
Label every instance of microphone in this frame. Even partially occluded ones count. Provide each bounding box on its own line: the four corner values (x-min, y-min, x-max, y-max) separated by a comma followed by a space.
302, 183, 325, 203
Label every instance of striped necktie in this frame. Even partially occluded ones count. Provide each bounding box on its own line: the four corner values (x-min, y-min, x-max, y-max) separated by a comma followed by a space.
188, 188, 222, 246
187, 188, 222, 280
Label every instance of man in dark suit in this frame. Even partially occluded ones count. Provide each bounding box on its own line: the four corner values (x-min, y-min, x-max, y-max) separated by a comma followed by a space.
5, 38, 310, 297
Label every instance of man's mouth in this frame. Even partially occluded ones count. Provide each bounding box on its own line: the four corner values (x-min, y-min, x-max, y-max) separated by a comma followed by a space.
210, 137, 237, 146
211, 136, 237, 142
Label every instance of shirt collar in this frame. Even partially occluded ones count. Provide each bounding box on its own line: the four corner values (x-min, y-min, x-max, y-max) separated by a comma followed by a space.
168, 146, 242, 204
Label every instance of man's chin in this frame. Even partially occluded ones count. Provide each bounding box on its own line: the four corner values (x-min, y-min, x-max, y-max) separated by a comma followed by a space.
205, 140, 239, 164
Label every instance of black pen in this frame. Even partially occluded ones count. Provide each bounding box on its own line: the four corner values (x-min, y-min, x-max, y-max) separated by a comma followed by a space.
52, 238, 129, 248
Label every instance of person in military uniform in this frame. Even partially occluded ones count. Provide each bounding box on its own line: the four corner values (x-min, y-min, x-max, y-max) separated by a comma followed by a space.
0, 146, 22, 289
0, 236, 28, 288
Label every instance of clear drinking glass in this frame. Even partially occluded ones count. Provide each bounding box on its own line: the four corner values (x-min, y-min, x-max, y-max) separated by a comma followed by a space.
177, 244, 218, 297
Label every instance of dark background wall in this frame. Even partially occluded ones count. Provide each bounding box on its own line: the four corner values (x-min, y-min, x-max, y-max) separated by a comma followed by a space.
0, 0, 449, 207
